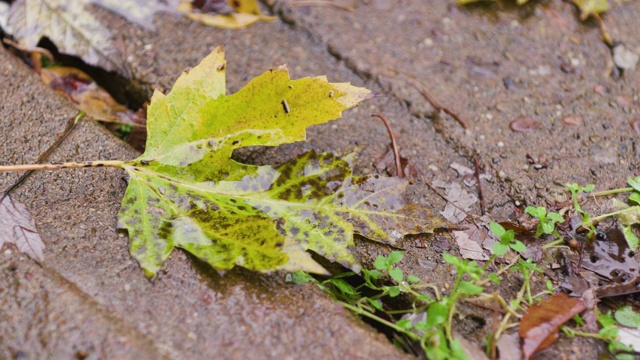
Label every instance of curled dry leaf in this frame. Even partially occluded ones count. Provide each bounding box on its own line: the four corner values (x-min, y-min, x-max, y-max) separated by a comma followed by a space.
40, 66, 145, 127
519, 292, 586, 360
0, 194, 45, 262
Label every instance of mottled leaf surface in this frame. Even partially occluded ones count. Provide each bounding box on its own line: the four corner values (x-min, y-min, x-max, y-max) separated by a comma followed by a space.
118, 47, 450, 277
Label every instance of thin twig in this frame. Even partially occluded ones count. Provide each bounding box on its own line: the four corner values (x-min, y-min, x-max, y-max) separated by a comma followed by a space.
406, 78, 468, 129
474, 156, 486, 215
372, 113, 403, 178
1, 113, 84, 202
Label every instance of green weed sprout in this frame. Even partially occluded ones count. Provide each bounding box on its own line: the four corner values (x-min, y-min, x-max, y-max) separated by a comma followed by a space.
525, 206, 564, 239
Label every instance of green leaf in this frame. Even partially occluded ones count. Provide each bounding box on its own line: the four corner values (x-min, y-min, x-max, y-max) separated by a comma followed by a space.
629, 192, 640, 205
629, 177, 640, 192
363, 268, 385, 280
622, 226, 640, 251
285, 271, 312, 284
546, 280, 554, 292
492, 242, 508, 256
458, 281, 484, 295
547, 212, 564, 222
615, 306, 640, 328
510, 240, 527, 253
117, 47, 453, 276
330, 279, 358, 295
396, 319, 412, 330
427, 301, 449, 327
598, 311, 617, 328
367, 298, 384, 311
388, 286, 401, 297
388, 267, 404, 283
573, 0, 610, 20
373, 255, 389, 271
489, 221, 506, 238
387, 251, 403, 265
407, 275, 420, 283
443, 253, 460, 266
525, 206, 546, 219
488, 273, 500, 284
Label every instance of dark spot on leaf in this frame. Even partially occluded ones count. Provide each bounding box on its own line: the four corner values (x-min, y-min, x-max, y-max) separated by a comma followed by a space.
158, 221, 173, 239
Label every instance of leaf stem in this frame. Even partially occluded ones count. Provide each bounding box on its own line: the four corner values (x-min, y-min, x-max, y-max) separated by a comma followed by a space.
591, 206, 640, 222
590, 187, 632, 197
0, 160, 125, 171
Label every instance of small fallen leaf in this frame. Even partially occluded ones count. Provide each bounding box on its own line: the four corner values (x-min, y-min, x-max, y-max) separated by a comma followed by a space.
615, 306, 640, 328
434, 181, 477, 223
0, 194, 45, 262
40, 66, 145, 127
6, 0, 130, 76
452, 229, 489, 261
617, 326, 640, 352
519, 292, 586, 360
0, 2, 9, 30
90, 0, 180, 32
496, 331, 522, 360
178, 0, 276, 29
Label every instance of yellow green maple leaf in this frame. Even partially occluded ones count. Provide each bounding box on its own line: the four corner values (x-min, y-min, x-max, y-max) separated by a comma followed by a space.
115, 46, 451, 277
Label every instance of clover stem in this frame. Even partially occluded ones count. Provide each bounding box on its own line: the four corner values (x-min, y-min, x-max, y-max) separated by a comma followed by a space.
0, 160, 125, 171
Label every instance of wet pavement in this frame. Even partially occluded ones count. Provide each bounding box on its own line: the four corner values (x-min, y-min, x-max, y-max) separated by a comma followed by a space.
1, 0, 639, 358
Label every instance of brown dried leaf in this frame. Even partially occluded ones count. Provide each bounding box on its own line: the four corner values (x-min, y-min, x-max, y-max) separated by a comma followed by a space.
519, 293, 586, 360
452, 229, 488, 261
40, 66, 145, 127
0, 195, 45, 262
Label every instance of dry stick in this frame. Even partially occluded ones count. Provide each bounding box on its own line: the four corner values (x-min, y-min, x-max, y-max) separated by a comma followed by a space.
1, 112, 85, 202
372, 113, 403, 178
406, 78, 468, 129
473, 156, 486, 216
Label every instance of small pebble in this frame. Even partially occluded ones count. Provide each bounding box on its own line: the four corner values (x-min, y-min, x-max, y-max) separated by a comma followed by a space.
510, 116, 540, 132
562, 115, 582, 126
593, 84, 606, 96
497, 141, 505, 148
613, 44, 639, 71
